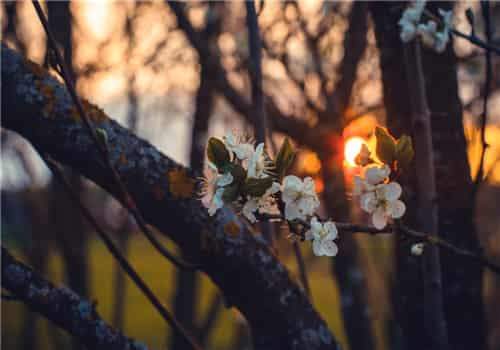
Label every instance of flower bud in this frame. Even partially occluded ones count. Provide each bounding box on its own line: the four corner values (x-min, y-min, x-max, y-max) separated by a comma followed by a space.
411, 243, 425, 256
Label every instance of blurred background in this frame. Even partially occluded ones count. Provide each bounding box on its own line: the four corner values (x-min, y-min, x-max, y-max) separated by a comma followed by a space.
1, 1, 500, 349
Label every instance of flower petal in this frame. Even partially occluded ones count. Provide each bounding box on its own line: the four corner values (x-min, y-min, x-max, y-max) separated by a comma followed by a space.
284, 202, 302, 221
312, 239, 324, 256
324, 221, 338, 240
389, 200, 406, 219
382, 182, 402, 201
360, 192, 377, 213
372, 207, 388, 229
364, 165, 390, 185
320, 240, 338, 257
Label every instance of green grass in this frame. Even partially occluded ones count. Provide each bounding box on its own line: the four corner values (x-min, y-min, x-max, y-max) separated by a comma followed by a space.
2, 234, 349, 349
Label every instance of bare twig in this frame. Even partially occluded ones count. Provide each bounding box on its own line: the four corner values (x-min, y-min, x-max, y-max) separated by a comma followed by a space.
257, 213, 500, 275
32, 1, 196, 271
42, 156, 203, 350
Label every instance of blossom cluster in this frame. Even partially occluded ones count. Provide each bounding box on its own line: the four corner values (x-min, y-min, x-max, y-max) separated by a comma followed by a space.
203, 127, 413, 256
399, 0, 453, 53
352, 127, 413, 229
203, 132, 337, 256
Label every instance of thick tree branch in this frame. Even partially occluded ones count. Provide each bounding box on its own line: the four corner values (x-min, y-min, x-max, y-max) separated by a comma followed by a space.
2, 246, 149, 350
1, 44, 339, 350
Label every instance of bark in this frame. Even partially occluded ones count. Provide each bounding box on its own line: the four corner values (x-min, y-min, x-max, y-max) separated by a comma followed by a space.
371, 2, 485, 349
1, 44, 340, 350
2, 247, 149, 350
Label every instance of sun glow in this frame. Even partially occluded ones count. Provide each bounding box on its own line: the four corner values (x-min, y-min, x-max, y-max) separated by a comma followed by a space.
344, 137, 366, 167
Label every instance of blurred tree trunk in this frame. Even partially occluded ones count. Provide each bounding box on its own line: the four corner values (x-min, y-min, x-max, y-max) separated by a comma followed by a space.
320, 4, 375, 350
170, 5, 222, 349
371, 2, 485, 349
3, 2, 26, 54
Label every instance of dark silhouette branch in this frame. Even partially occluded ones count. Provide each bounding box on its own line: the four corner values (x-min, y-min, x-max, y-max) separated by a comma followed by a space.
2, 246, 150, 350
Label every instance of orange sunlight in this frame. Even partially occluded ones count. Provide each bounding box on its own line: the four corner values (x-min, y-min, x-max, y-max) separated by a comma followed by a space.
344, 136, 366, 167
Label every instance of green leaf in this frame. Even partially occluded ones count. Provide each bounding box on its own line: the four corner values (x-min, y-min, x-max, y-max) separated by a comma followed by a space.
207, 137, 230, 170
228, 163, 246, 184
274, 138, 295, 179
96, 128, 108, 147
222, 183, 240, 203
242, 177, 274, 197
375, 126, 396, 165
395, 134, 414, 170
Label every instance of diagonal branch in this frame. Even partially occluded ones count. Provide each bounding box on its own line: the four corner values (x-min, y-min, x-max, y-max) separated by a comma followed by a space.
2, 246, 150, 350
1, 44, 339, 350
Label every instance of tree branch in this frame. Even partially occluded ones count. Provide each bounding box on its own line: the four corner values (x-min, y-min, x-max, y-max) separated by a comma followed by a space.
1, 44, 339, 350
2, 246, 150, 350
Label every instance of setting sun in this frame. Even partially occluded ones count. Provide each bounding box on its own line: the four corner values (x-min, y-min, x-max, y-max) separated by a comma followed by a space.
344, 136, 366, 167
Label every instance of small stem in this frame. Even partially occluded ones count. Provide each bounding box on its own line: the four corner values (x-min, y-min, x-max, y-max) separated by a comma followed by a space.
256, 213, 500, 276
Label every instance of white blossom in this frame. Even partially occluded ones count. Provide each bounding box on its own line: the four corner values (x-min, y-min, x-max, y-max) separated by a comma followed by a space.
360, 182, 406, 229
223, 132, 254, 161
418, 20, 438, 48
305, 217, 338, 257
411, 242, 425, 256
203, 164, 234, 216
242, 182, 280, 223
399, 0, 427, 42
247, 143, 271, 179
281, 175, 320, 221
363, 164, 391, 186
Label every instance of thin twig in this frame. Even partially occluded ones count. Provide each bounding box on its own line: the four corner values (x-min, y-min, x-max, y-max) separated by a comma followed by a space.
473, 2, 492, 195
32, 1, 196, 271
423, 8, 500, 55
42, 156, 203, 350
257, 213, 500, 276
